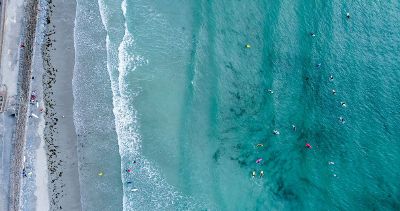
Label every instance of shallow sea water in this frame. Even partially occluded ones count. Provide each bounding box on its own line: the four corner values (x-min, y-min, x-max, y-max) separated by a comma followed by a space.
74, 0, 400, 210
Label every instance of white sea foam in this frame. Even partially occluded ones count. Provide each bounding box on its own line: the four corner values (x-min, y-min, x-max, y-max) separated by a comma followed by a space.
74, 0, 126, 209
98, 0, 109, 30
97, 0, 203, 209
121, 0, 127, 17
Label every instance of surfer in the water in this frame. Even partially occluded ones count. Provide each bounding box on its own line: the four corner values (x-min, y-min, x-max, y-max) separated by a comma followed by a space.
339, 116, 345, 123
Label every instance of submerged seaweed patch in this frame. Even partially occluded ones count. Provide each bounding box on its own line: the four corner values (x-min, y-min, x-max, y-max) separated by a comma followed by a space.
212, 148, 222, 162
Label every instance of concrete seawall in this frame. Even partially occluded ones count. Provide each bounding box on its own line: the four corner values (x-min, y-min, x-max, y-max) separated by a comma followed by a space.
8, 0, 38, 210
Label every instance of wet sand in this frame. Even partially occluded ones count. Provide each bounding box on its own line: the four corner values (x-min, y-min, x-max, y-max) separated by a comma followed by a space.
41, 0, 81, 210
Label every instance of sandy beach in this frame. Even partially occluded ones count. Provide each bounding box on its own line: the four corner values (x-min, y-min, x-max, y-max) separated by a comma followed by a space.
40, 0, 81, 210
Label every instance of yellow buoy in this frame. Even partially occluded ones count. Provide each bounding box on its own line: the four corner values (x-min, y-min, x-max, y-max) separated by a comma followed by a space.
245, 44, 251, 48
98, 172, 104, 176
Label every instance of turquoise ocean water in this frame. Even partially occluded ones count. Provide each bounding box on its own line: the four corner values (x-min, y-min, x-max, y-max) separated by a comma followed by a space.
73, 0, 400, 210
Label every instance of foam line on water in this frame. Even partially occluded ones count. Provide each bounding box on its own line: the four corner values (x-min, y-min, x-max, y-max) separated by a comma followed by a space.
98, 0, 206, 209
74, 0, 124, 209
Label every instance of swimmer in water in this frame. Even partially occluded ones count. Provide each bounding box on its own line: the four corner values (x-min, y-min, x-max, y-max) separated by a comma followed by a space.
267, 89, 274, 94
273, 130, 280, 135
328, 161, 335, 165
305, 143, 312, 149
316, 63, 321, 68
252, 170, 256, 178
256, 143, 264, 148
310, 32, 316, 37
260, 170, 264, 177
292, 124, 296, 131
332, 89, 336, 95
346, 12, 350, 19
329, 75, 334, 81
339, 116, 345, 123
341, 101, 347, 107
256, 158, 263, 164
